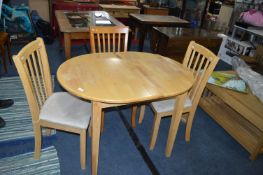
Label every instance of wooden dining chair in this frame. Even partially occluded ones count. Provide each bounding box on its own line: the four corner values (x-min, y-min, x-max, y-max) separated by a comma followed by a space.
137, 41, 219, 150
90, 26, 137, 130
13, 38, 91, 170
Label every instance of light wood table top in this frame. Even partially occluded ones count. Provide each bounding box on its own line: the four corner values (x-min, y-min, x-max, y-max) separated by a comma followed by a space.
57, 52, 194, 103
57, 51, 194, 175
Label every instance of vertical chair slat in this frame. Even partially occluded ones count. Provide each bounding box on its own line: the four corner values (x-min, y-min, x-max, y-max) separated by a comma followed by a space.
27, 56, 43, 107
102, 33, 106, 53
124, 33, 128, 52
195, 55, 205, 78
36, 48, 48, 100
188, 50, 196, 71
192, 52, 201, 71
97, 34, 101, 53
90, 29, 96, 53
113, 34, 115, 52
107, 33, 110, 52
118, 33, 121, 52
31, 51, 46, 104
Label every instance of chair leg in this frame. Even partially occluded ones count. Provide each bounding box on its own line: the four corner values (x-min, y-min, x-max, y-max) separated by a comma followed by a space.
131, 105, 137, 128
89, 121, 92, 137
6, 38, 12, 65
101, 111, 104, 132
0, 45, 7, 73
34, 124, 42, 159
149, 114, 161, 150
80, 129, 87, 170
185, 108, 197, 142
138, 105, 146, 124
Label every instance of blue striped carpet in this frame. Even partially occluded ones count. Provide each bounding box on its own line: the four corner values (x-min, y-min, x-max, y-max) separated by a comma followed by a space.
0, 77, 34, 142
0, 76, 55, 142
0, 146, 60, 175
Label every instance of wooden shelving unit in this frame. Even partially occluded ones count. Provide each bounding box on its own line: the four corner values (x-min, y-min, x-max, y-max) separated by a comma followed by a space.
199, 81, 263, 160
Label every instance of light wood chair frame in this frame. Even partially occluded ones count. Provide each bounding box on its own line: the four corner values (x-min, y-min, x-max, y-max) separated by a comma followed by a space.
137, 41, 219, 150
90, 26, 129, 53
13, 38, 88, 169
89, 26, 138, 130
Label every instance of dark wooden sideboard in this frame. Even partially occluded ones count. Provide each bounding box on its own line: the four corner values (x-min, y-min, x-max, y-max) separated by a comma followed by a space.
143, 5, 169, 16
151, 27, 222, 63
99, 0, 137, 5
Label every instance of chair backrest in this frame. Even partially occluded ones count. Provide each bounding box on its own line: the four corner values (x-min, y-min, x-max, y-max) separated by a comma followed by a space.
182, 41, 219, 107
89, 26, 129, 53
13, 37, 53, 123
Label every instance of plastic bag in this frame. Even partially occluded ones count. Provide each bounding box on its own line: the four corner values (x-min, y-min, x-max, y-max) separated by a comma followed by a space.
232, 56, 263, 103
240, 9, 263, 27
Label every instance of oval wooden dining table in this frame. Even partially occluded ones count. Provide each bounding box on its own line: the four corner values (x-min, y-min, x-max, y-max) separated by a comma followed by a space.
57, 51, 194, 175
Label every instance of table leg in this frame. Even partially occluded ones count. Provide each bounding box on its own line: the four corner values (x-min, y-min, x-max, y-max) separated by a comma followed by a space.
165, 92, 187, 157
6, 36, 12, 65
127, 30, 133, 51
0, 45, 7, 73
64, 33, 71, 60
138, 25, 147, 52
92, 101, 102, 175
131, 105, 137, 128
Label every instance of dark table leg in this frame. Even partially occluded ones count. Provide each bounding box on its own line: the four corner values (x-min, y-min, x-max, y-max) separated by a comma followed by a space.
127, 30, 132, 51
64, 33, 71, 60
138, 25, 147, 52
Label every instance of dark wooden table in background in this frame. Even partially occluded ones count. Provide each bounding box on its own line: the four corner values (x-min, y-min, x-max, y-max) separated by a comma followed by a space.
151, 27, 222, 63
129, 14, 190, 51
143, 4, 169, 16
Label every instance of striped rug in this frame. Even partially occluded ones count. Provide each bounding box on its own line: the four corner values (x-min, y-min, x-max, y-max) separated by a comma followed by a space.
0, 76, 55, 142
0, 146, 60, 175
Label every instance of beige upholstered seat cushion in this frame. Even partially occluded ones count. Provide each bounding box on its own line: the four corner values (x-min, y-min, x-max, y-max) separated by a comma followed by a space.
40, 92, 91, 129
151, 95, 192, 114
